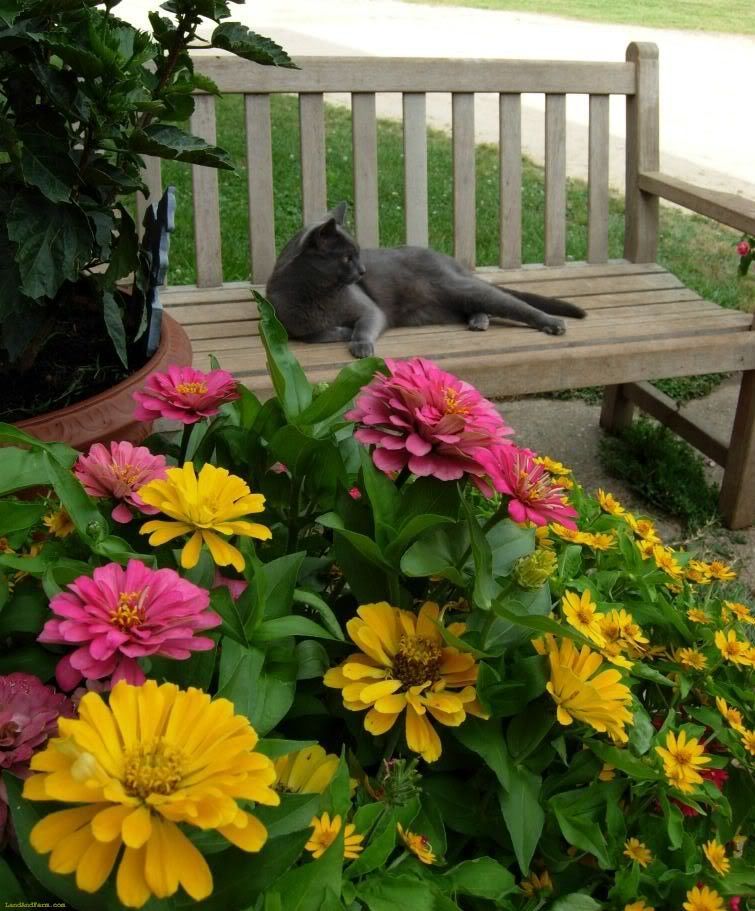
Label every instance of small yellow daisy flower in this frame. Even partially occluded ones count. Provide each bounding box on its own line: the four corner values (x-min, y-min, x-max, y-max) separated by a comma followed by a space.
624, 513, 661, 543
625, 901, 655, 911
623, 838, 652, 868
598, 763, 616, 782
636, 539, 655, 560
397, 822, 435, 864
652, 545, 683, 578
550, 523, 584, 543
675, 648, 708, 671
683, 884, 724, 911
519, 869, 553, 896
656, 730, 710, 793
703, 839, 730, 876
561, 590, 606, 646
43, 508, 75, 538
536, 456, 570, 475
714, 629, 754, 667
597, 489, 625, 516
723, 601, 755, 625
686, 560, 713, 585
581, 531, 617, 551
741, 729, 755, 756
305, 813, 363, 860
706, 561, 737, 581
687, 608, 713, 625
715, 697, 746, 733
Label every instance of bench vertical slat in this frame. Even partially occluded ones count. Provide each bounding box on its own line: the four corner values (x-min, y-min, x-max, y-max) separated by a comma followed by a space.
624, 42, 659, 262
544, 93, 566, 266
299, 93, 328, 223
352, 92, 380, 247
403, 92, 428, 246
245, 94, 276, 285
190, 95, 223, 287
452, 92, 476, 269
499, 93, 522, 269
588, 94, 610, 264
136, 156, 162, 236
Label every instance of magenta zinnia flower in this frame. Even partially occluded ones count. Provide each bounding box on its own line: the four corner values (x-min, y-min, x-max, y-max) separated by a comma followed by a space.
0, 673, 72, 844
346, 357, 512, 488
133, 364, 239, 424
39, 560, 221, 690
477, 444, 578, 528
74, 440, 167, 523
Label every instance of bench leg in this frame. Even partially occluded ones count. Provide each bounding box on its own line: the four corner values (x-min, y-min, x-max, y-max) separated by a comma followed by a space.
599, 384, 635, 434
719, 369, 755, 529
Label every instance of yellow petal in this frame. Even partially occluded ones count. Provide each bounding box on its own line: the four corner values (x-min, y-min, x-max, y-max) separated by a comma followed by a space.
22, 774, 49, 801
92, 805, 133, 843
364, 708, 401, 735
31, 805, 101, 854
201, 530, 245, 571
116, 846, 151, 909
76, 836, 121, 893
144, 817, 179, 899
218, 810, 268, 852
180, 531, 204, 569
141, 521, 194, 545
405, 706, 442, 762
163, 818, 213, 901
49, 825, 96, 875
122, 807, 152, 849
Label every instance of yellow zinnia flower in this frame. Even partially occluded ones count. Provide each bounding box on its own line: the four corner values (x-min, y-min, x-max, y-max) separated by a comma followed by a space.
550, 523, 585, 543
323, 601, 484, 763
624, 513, 661, 543
274, 746, 340, 794
520, 869, 553, 896
397, 822, 435, 864
683, 884, 724, 911
715, 696, 745, 733
636, 539, 655, 560
534, 634, 633, 742
23, 680, 279, 908
655, 729, 710, 793
703, 839, 730, 875
686, 560, 713, 585
652, 545, 683, 578
581, 531, 617, 551
706, 561, 737, 581
43, 508, 75, 538
723, 600, 755, 625
623, 838, 652, 867
625, 901, 654, 911
741, 729, 755, 756
598, 763, 616, 781
305, 812, 363, 860
139, 463, 271, 571
714, 629, 754, 667
675, 647, 708, 671
535, 455, 570, 475
597, 489, 625, 516
687, 608, 713, 625
561, 590, 605, 646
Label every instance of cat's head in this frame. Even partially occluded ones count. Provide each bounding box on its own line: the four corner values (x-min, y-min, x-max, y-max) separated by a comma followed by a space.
295, 203, 366, 289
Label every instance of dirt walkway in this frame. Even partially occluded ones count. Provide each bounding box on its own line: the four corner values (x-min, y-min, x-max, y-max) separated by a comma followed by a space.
123, 0, 755, 198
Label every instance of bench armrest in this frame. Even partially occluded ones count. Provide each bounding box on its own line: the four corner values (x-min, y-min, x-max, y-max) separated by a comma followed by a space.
638, 171, 755, 236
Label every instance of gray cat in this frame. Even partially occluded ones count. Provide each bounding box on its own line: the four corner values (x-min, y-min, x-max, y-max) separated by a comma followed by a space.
266, 203, 585, 358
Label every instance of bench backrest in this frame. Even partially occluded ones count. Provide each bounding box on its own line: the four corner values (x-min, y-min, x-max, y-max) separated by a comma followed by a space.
138, 42, 659, 289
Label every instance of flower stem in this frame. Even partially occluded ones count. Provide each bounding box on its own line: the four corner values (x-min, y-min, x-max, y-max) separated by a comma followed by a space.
178, 424, 194, 465
388, 573, 401, 607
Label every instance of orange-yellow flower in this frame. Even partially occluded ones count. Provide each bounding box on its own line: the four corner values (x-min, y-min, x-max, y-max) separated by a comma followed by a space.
598, 763, 616, 781
519, 869, 553, 896
715, 696, 745, 733
675, 648, 708, 671
706, 561, 736, 581
535, 634, 633, 742
714, 629, 754, 667
723, 601, 755, 625
652, 545, 683, 578
687, 608, 713, 625
597, 489, 625, 516
683, 884, 724, 911
581, 531, 617, 551
655, 729, 710, 793
741, 729, 755, 756
397, 822, 435, 864
686, 560, 713, 585
305, 812, 363, 860
703, 839, 730, 875
43, 508, 75, 538
625, 901, 655, 911
623, 838, 652, 868
624, 513, 661, 543
561, 590, 605, 646
323, 602, 484, 763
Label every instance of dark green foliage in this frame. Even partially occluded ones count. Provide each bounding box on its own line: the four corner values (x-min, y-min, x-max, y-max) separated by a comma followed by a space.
599, 417, 720, 530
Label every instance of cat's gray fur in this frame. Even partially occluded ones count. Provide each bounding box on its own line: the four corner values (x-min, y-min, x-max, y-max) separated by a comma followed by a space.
266, 203, 586, 358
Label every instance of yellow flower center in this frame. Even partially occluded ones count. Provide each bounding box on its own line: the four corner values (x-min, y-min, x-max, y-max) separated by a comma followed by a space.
109, 461, 140, 487
110, 590, 146, 630
175, 381, 208, 395
575, 607, 594, 626
443, 387, 469, 416
394, 635, 443, 687
124, 738, 185, 799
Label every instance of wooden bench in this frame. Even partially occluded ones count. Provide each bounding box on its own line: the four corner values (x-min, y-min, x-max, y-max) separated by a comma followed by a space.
147, 42, 755, 528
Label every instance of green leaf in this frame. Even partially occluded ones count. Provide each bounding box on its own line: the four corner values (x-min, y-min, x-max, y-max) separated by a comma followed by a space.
441, 857, 516, 901
506, 702, 554, 762
7, 192, 92, 299
461, 494, 494, 609
629, 662, 674, 688
257, 295, 312, 419
218, 639, 297, 735
255, 738, 317, 759
400, 525, 467, 586
42, 451, 108, 544
211, 23, 297, 67
102, 291, 128, 368
130, 124, 234, 169
148, 639, 217, 690
0, 644, 58, 679
550, 895, 602, 911
485, 585, 553, 651
0, 854, 24, 903
628, 703, 655, 755
255, 791, 323, 840
295, 357, 382, 428
18, 125, 75, 203
210, 584, 249, 645
498, 766, 544, 874
587, 741, 661, 781
357, 873, 438, 911
550, 786, 613, 868
47, 40, 104, 77
192, 71, 221, 95
252, 552, 305, 624
0, 500, 46, 535
453, 716, 513, 790
255, 615, 337, 642
104, 207, 138, 284
384, 514, 455, 564
0, 585, 49, 635
332, 527, 393, 572
344, 807, 397, 879
488, 519, 536, 577
293, 589, 344, 640
659, 792, 684, 850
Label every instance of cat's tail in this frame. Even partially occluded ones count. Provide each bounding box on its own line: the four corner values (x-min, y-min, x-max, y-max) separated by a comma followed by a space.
498, 286, 586, 319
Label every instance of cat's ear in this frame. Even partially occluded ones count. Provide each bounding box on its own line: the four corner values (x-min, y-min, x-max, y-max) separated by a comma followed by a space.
300, 216, 338, 251
330, 202, 348, 225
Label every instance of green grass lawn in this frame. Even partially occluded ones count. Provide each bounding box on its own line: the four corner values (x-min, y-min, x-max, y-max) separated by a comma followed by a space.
163, 94, 753, 322
401, 0, 755, 35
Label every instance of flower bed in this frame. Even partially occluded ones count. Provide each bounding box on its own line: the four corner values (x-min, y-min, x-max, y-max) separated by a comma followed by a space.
0, 302, 753, 911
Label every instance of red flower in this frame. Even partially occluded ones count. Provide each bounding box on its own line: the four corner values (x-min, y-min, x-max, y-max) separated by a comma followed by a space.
736, 240, 751, 256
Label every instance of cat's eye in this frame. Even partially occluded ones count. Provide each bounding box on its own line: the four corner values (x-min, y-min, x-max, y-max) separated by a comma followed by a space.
341, 254, 351, 264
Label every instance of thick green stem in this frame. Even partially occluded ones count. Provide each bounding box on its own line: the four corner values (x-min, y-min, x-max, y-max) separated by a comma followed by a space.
178, 424, 194, 464
388, 573, 401, 607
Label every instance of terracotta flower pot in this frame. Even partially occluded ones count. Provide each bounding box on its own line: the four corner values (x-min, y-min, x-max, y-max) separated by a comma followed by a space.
16, 314, 192, 451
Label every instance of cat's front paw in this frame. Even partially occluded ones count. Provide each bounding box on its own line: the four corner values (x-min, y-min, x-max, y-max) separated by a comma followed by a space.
541, 319, 566, 336
350, 340, 375, 358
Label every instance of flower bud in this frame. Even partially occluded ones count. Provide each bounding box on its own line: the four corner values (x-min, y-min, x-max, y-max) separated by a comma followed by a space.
736, 240, 751, 256
513, 549, 557, 589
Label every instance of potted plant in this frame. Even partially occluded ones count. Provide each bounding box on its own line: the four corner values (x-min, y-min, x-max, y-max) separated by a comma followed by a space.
0, 0, 293, 447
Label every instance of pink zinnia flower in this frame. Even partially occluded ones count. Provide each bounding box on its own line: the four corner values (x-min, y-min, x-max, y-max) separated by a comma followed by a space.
348, 486, 362, 500
477, 444, 578, 528
39, 560, 221, 689
0, 673, 72, 845
672, 766, 729, 817
74, 440, 167, 523
213, 569, 248, 601
133, 364, 239, 424
346, 357, 512, 489
736, 240, 750, 256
